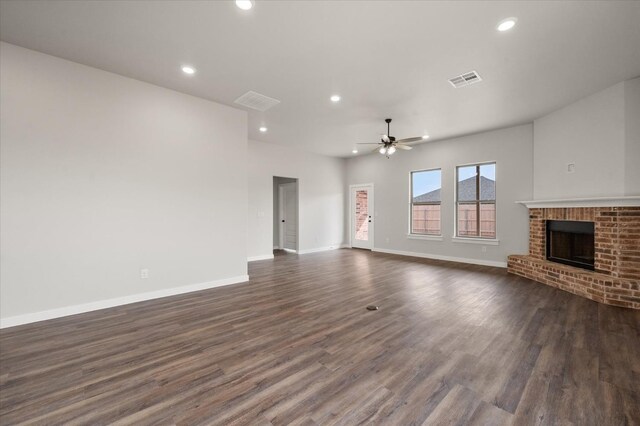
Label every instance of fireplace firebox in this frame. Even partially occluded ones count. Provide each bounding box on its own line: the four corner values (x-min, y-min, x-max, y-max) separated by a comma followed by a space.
546, 220, 595, 270
509, 207, 640, 309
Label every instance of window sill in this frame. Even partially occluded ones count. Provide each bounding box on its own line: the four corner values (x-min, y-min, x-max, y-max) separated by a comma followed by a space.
407, 234, 443, 241
452, 236, 500, 245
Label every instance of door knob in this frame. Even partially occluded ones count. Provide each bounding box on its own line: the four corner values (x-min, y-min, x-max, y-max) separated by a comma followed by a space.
282, 220, 285, 223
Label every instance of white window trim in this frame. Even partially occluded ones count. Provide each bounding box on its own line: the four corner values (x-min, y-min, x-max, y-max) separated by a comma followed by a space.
409, 168, 442, 237
407, 234, 444, 241
454, 161, 497, 240
452, 236, 500, 245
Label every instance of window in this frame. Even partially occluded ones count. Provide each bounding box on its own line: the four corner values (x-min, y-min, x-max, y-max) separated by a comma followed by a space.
411, 169, 441, 235
456, 163, 496, 238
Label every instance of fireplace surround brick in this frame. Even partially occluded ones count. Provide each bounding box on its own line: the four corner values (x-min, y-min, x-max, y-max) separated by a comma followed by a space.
508, 206, 640, 309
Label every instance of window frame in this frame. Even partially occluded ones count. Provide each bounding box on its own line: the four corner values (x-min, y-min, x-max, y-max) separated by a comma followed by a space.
455, 162, 497, 239
409, 168, 442, 236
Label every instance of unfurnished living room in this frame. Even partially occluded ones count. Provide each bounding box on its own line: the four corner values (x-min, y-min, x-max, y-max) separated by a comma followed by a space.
1, 1, 639, 424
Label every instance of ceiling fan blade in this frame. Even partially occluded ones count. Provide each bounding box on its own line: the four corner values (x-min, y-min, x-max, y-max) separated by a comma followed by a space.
372, 146, 383, 153
357, 142, 383, 145
395, 144, 412, 150
394, 136, 424, 144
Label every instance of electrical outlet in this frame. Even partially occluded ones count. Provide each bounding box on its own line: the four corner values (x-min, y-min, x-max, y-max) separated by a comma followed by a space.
567, 163, 575, 173
140, 268, 149, 279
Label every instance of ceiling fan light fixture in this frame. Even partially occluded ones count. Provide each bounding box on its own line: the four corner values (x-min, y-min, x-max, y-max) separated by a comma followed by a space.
497, 17, 517, 32
236, 0, 254, 11
364, 118, 422, 157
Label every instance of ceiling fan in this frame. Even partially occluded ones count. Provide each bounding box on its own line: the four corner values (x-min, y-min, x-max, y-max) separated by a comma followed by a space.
358, 118, 426, 157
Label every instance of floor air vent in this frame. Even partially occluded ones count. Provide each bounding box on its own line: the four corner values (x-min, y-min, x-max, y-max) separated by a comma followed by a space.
234, 91, 281, 111
448, 71, 482, 88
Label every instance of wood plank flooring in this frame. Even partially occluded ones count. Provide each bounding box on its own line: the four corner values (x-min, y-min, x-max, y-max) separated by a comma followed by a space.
1, 249, 639, 425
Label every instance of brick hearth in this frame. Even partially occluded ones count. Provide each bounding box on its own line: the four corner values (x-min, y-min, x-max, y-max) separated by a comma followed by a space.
508, 207, 640, 309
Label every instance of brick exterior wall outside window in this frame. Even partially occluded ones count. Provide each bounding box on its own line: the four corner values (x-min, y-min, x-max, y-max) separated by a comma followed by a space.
355, 190, 368, 241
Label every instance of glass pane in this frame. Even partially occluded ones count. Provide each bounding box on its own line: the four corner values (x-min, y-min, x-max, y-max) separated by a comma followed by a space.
355, 189, 368, 241
480, 163, 496, 201
480, 203, 496, 238
457, 166, 477, 202
412, 204, 441, 235
457, 203, 478, 237
412, 169, 441, 202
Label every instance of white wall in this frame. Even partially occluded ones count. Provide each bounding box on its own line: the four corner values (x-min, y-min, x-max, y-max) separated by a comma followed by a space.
533, 81, 630, 199
0, 43, 248, 322
248, 140, 346, 259
346, 124, 533, 266
2, 41, 635, 327
625, 78, 640, 195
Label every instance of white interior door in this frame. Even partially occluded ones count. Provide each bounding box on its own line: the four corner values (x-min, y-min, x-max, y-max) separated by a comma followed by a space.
351, 185, 374, 250
279, 182, 297, 251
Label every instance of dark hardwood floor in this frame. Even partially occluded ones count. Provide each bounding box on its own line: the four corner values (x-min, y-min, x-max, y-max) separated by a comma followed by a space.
1, 249, 639, 425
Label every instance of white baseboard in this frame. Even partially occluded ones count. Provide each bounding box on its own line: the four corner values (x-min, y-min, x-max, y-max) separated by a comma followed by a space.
0, 274, 249, 329
298, 244, 348, 255
372, 248, 507, 268
247, 254, 275, 262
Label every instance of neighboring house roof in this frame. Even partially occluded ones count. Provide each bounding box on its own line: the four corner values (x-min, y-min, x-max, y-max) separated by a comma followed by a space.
414, 188, 442, 203
413, 176, 495, 203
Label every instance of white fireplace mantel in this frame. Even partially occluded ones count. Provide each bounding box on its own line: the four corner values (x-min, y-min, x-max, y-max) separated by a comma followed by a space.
516, 196, 640, 209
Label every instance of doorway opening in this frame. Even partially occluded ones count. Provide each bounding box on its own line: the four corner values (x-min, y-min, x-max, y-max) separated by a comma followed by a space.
273, 176, 299, 255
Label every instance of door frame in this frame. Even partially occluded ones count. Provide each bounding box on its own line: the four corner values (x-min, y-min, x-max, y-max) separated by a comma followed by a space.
279, 181, 299, 253
349, 183, 374, 249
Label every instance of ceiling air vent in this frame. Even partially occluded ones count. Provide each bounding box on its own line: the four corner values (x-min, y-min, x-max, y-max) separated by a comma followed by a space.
448, 70, 482, 88
234, 91, 281, 111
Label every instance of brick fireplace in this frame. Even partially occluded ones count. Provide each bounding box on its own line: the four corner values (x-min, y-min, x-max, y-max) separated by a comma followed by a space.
508, 206, 640, 309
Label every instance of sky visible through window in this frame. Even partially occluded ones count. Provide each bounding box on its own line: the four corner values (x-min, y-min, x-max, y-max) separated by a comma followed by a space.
412, 170, 441, 198
458, 164, 496, 181
413, 165, 495, 198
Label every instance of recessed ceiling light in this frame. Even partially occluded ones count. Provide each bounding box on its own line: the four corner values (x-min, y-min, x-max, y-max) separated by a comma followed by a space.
422, 134, 430, 140
181, 66, 196, 75
352, 149, 358, 154
259, 126, 268, 132
497, 17, 517, 32
236, 0, 254, 11
330, 95, 341, 102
